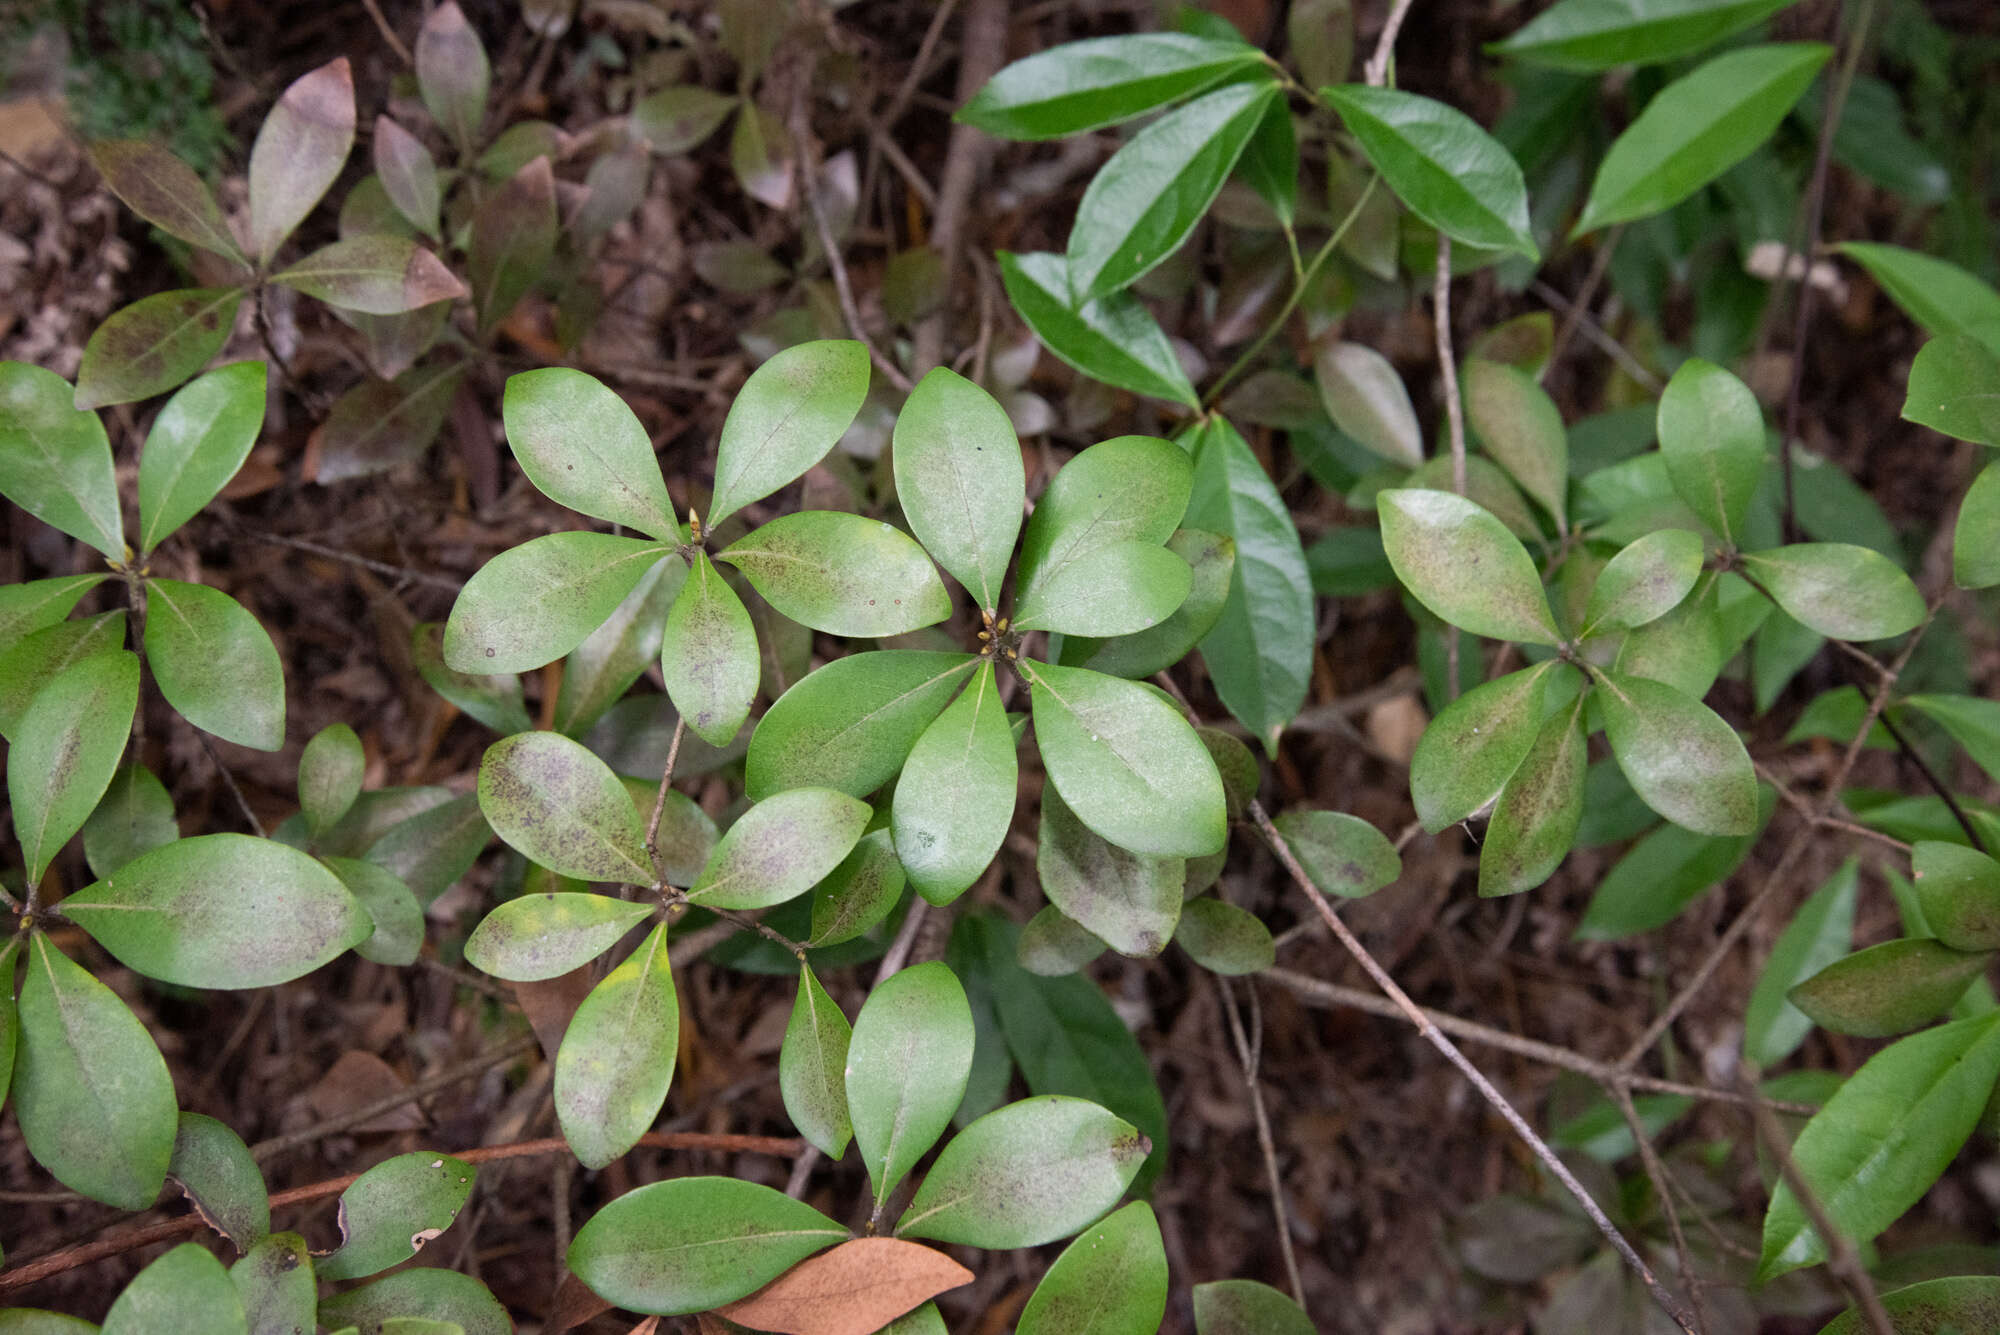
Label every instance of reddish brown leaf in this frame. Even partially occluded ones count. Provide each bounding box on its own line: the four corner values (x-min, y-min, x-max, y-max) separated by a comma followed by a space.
273, 235, 467, 315
417, 2, 491, 154
471, 156, 558, 337
73, 288, 243, 410
305, 1050, 427, 1132
373, 115, 442, 237
514, 963, 596, 1062
247, 58, 356, 263
716, 1238, 973, 1335
313, 359, 466, 483
544, 1271, 614, 1334
89, 141, 246, 265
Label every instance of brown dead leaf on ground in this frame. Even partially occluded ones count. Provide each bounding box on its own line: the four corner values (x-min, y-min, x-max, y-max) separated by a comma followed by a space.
716, 1237, 973, 1335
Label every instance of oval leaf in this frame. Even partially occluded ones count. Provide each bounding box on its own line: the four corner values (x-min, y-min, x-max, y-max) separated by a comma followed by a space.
632, 84, 738, 154
1913, 841, 2000, 953
1174, 897, 1275, 975
466, 892, 655, 981
478, 731, 654, 884
1738, 543, 1924, 641
1488, 0, 1800, 72
1595, 667, 1757, 835
272, 235, 464, 315
554, 923, 679, 1169
144, 579, 285, 750
1656, 357, 1765, 545
1192, 1280, 1317, 1335
12, 649, 138, 882
661, 551, 759, 747
1478, 695, 1587, 897
722, 511, 951, 637
0, 611, 127, 742
247, 58, 356, 263
553, 556, 686, 738
1014, 540, 1191, 636
444, 532, 671, 674
1838, 242, 2000, 357
1581, 528, 1704, 637
1037, 782, 1182, 956
137, 360, 265, 554
324, 856, 425, 968
1787, 938, 1991, 1038
318, 1151, 476, 1281
848, 961, 975, 1210
502, 368, 677, 538
1465, 357, 1566, 523
1818, 1275, 2000, 1335
997, 251, 1199, 407
101, 1243, 246, 1335
1271, 808, 1401, 898
1313, 340, 1420, 467
689, 787, 871, 910
1378, 488, 1559, 643
299, 722, 364, 838
89, 140, 246, 263
1065, 528, 1237, 680
470, 155, 557, 337
231, 1233, 315, 1335
1409, 662, 1553, 832
891, 368, 1025, 612
747, 651, 979, 800
708, 340, 870, 529
316, 1269, 511, 1335
416, 2, 489, 152
892, 662, 1017, 906
1018, 1201, 1166, 1335
373, 115, 440, 236
1904, 333, 2000, 447
75, 287, 242, 411
959, 32, 1264, 140
82, 761, 179, 879
0, 361, 123, 557
1019, 904, 1110, 976
781, 962, 854, 1159
809, 829, 909, 948
1016, 435, 1193, 603
169, 1111, 270, 1251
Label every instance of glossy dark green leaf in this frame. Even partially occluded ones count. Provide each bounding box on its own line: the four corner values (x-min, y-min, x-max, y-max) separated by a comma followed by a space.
372, 115, 440, 236
781, 962, 853, 1158
231, 1232, 314, 1335
12, 649, 137, 882
722, 511, 950, 636
1321, 85, 1537, 260
416, 2, 488, 153
1580, 528, 1704, 637
1409, 662, 1555, 831
322, 857, 424, 967
1026, 660, 1225, 858
1759, 1013, 2000, 1280
299, 722, 364, 839
73, 287, 241, 411
899, 1096, 1147, 1247
1817, 1275, 2000, 1335
137, 361, 264, 554
1576, 44, 1831, 233
1193, 1279, 1317, 1335
1037, 781, 1181, 956
1313, 340, 1422, 468
478, 731, 654, 884
689, 787, 870, 910
1913, 841, 2000, 953
0, 611, 127, 742
1903, 334, 2000, 446
1238, 97, 1298, 226
662, 552, 759, 746
1739, 543, 1924, 641
1465, 357, 1566, 524
65, 833, 371, 987
1378, 488, 1560, 643
1744, 858, 1858, 1067
1271, 808, 1400, 898
169, 1111, 269, 1251
0, 361, 123, 558
469, 155, 556, 337
1788, 939, 1991, 1038
1479, 695, 1587, 897
1595, 667, 1756, 835
102, 1243, 246, 1335
1174, 897, 1274, 975
1488, 0, 1800, 72
247, 58, 355, 262
272, 235, 465, 315
958, 33, 1264, 140
567, 1177, 847, 1315
849, 961, 975, 1210
411, 622, 533, 735
553, 557, 684, 738
632, 83, 737, 153
1065, 528, 1236, 679
316, 1269, 511, 1335
746, 651, 979, 799
144, 579, 284, 750
318, 1151, 476, 1280
82, 762, 178, 879
465, 892, 653, 981
14, 935, 176, 1209
891, 663, 1016, 906
996, 251, 1199, 407
707, 339, 869, 528
89, 139, 247, 264
1837, 243, 2000, 358
1184, 418, 1312, 752
445, 532, 672, 675
554, 923, 678, 1169
1068, 80, 1281, 301
361, 791, 492, 907
501, 367, 676, 536
1575, 789, 1772, 939
1018, 1201, 1166, 1335
892, 368, 1024, 611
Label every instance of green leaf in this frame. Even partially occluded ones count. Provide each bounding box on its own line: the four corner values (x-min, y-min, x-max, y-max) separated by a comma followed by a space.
1575, 44, 1831, 234
318, 1151, 477, 1280
82, 762, 179, 879
1744, 858, 1858, 1067
102, 1243, 246, 1335
721, 511, 951, 637
729, 101, 793, 209
316, 1270, 511, 1335
1015, 541, 1192, 636
1378, 488, 1560, 643
1465, 358, 1567, 524
892, 368, 1025, 612
470, 155, 557, 337
0, 1309, 95, 1332
891, 662, 1017, 906
0, 573, 107, 645
689, 787, 870, 910
1837, 243, 2000, 358
1913, 841, 2000, 953
1017, 1201, 1167, 1335
1409, 662, 1555, 831
707, 340, 870, 529
372, 115, 440, 236
1817, 1276, 2000, 1335
568, 1177, 847, 1315
501, 368, 677, 538
1580, 528, 1704, 637
781, 962, 854, 1158
1184, 419, 1312, 751
1064, 528, 1237, 679
996, 251, 1199, 407
0, 611, 127, 742
323, 857, 425, 968
807, 829, 907, 948
89, 140, 247, 264
478, 731, 654, 884
231, 1233, 315, 1335
136, 361, 265, 554
1739, 543, 1924, 641
898, 1096, 1147, 1247
1017, 435, 1192, 603
272, 235, 465, 314
299, 722, 364, 838
661, 551, 759, 747
1488, 0, 1800, 72
64, 833, 372, 987
747, 651, 979, 799
169, 1111, 270, 1251
554, 923, 679, 1169
1758, 1013, 2000, 1280
632, 84, 738, 154
411, 622, 533, 734
1575, 790, 1773, 939
416, 2, 489, 153
553, 557, 685, 737
1193, 1280, 1317, 1335
465, 892, 654, 980
1025, 660, 1226, 857
0, 362, 123, 558
1037, 782, 1182, 956
1019, 905, 1109, 975
445, 532, 672, 675
247, 58, 355, 263
1320, 85, 1537, 260
144, 579, 285, 750
313, 359, 463, 482
1479, 694, 1587, 896
12, 649, 138, 882
1788, 939, 1992, 1038
361, 791, 492, 907
1238, 97, 1298, 226
1595, 667, 1756, 835
849, 961, 975, 1210
1174, 897, 1275, 975
14, 935, 177, 1209
1904, 693, 2000, 790
959, 33, 1264, 140
1313, 340, 1423, 468
1271, 808, 1401, 898
1903, 334, 2000, 446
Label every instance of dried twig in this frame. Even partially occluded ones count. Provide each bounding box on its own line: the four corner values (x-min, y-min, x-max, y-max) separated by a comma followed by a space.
1217, 977, 1306, 1307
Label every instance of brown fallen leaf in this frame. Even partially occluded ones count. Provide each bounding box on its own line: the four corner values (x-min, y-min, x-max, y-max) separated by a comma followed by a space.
515, 965, 596, 1061
543, 1271, 613, 1335
305, 1050, 426, 1132
716, 1237, 973, 1335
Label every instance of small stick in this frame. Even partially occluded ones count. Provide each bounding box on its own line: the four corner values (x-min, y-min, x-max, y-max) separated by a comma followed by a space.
1217, 977, 1306, 1307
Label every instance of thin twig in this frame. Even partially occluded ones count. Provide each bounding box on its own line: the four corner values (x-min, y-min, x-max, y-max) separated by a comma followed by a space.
1362, 0, 1421, 88
877, 0, 961, 131
232, 526, 463, 592
873, 898, 930, 986
1435, 231, 1468, 699
1611, 1085, 1712, 1333
193, 728, 265, 838
1530, 280, 1663, 393
1543, 225, 1624, 378
1217, 978, 1306, 1308
912, 0, 1007, 377
359, 0, 413, 65
643, 714, 689, 877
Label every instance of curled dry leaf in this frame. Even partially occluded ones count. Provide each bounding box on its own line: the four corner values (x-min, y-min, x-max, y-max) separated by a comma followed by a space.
716, 1237, 973, 1335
